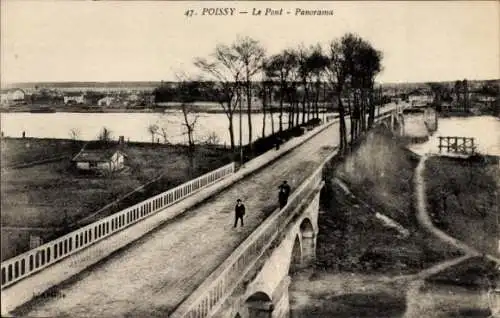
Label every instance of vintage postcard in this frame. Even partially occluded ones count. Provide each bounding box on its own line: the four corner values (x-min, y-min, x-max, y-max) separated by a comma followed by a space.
1, 1, 499, 317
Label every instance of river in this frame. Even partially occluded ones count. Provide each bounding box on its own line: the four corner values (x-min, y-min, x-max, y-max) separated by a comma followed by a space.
0, 111, 334, 146
409, 115, 500, 156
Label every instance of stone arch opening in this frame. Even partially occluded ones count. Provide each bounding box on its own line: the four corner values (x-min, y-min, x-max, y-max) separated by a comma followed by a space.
246, 291, 274, 318
300, 218, 314, 236
299, 218, 316, 268
289, 236, 302, 275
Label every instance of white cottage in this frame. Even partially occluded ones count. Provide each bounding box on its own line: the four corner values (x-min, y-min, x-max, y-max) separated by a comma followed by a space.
72, 149, 126, 172
0, 88, 26, 106
64, 92, 87, 105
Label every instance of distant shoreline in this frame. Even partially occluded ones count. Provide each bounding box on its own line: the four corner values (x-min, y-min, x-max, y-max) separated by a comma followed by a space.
0, 105, 333, 115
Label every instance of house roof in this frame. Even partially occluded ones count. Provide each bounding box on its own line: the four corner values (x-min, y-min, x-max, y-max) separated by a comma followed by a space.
1, 88, 25, 94
65, 92, 84, 97
72, 149, 126, 162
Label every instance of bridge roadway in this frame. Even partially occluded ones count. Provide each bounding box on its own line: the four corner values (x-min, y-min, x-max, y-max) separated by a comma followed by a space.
13, 121, 344, 317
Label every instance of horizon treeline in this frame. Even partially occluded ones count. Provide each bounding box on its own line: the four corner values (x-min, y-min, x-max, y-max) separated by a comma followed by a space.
154, 33, 384, 154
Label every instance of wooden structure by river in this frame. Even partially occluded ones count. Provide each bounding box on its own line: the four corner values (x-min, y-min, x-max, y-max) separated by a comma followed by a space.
438, 136, 476, 155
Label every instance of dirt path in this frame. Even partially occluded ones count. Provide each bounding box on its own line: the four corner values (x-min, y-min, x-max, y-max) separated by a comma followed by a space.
290, 157, 496, 318
414, 155, 499, 264
14, 121, 344, 318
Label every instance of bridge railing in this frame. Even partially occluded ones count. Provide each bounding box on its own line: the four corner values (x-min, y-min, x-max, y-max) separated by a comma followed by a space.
171, 158, 327, 318
0, 162, 235, 289
171, 108, 397, 318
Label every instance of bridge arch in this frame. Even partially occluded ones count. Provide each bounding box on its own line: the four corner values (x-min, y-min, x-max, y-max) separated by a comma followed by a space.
299, 218, 314, 236
245, 291, 274, 318
299, 218, 316, 268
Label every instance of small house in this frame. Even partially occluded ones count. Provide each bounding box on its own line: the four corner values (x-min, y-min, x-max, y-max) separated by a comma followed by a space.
72, 149, 126, 172
64, 92, 87, 105
97, 96, 120, 107
1, 88, 26, 106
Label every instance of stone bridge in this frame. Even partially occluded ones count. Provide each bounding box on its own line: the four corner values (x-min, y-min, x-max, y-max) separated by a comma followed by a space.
170, 149, 326, 318
1, 105, 402, 317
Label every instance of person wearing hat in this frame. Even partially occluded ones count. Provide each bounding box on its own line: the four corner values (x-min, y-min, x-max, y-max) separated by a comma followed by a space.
234, 199, 246, 228
278, 181, 291, 209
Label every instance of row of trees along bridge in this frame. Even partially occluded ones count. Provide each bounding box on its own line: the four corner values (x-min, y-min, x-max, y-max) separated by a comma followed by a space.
153, 33, 383, 155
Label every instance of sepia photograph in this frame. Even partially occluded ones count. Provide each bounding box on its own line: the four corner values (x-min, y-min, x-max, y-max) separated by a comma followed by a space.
0, 1, 499, 317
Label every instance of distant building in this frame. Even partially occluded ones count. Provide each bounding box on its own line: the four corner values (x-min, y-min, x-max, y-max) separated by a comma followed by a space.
408, 94, 433, 107
64, 92, 87, 105
97, 96, 118, 107
72, 149, 126, 172
1, 88, 26, 106
476, 96, 497, 103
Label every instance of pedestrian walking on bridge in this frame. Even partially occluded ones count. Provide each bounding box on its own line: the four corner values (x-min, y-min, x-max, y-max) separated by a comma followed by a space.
278, 181, 291, 209
234, 199, 245, 228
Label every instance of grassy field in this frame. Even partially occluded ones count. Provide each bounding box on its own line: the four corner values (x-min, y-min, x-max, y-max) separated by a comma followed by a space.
333, 127, 420, 228
424, 156, 499, 255
316, 128, 465, 274
1, 138, 84, 168
316, 179, 463, 275
1, 138, 232, 260
290, 129, 492, 318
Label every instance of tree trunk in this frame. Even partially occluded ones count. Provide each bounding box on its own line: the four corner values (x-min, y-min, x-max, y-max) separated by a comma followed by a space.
295, 99, 300, 127
301, 82, 307, 125
337, 94, 348, 154
262, 85, 267, 139
246, 74, 253, 152
279, 82, 284, 132
228, 112, 235, 151
315, 81, 321, 119
239, 88, 243, 164
368, 86, 375, 129
269, 86, 275, 135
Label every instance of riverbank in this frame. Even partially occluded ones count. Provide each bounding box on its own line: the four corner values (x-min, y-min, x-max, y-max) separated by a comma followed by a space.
0, 104, 333, 114
289, 127, 497, 317
317, 129, 464, 274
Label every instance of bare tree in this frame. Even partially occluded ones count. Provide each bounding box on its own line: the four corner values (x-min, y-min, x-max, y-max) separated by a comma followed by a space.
97, 126, 112, 143
147, 124, 159, 143
351, 39, 382, 130
326, 36, 352, 153
305, 45, 329, 121
266, 50, 297, 132
204, 131, 221, 146
232, 36, 266, 153
69, 128, 80, 141
195, 43, 243, 152
179, 104, 199, 156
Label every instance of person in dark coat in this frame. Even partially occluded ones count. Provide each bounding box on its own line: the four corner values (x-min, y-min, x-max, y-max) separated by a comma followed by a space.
278, 181, 291, 209
234, 199, 245, 228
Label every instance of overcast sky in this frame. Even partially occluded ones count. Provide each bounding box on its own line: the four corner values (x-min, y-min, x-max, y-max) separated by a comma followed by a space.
1, 1, 498, 85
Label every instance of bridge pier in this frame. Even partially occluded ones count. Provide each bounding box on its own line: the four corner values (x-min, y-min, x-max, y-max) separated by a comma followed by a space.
300, 232, 316, 269
271, 275, 291, 318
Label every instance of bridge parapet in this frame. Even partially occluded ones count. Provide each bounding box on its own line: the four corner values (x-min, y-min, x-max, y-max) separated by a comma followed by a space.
0, 162, 235, 290
171, 154, 329, 318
